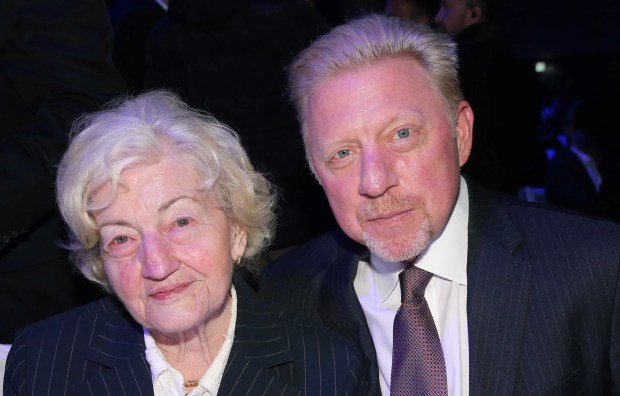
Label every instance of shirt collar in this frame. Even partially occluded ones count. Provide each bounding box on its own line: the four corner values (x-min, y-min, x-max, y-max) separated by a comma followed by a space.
369, 177, 469, 302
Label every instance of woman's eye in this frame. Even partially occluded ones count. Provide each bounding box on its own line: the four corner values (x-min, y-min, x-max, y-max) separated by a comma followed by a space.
395, 128, 410, 139
336, 149, 350, 159
114, 235, 129, 244
168, 216, 201, 244
103, 233, 139, 259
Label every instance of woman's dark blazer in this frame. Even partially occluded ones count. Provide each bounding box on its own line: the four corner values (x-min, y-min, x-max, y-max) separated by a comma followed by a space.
3, 278, 366, 395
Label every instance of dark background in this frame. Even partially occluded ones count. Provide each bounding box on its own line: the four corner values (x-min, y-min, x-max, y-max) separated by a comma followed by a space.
497, 0, 620, 101
332, 0, 620, 98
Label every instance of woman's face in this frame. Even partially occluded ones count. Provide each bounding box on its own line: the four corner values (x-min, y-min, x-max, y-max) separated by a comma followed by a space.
91, 158, 247, 336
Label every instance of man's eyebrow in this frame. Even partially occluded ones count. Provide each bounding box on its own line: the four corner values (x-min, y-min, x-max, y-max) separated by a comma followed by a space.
386, 110, 425, 125
317, 110, 425, 148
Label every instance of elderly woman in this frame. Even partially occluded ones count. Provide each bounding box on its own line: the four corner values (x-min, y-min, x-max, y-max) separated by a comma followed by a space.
3, 91, 365, 395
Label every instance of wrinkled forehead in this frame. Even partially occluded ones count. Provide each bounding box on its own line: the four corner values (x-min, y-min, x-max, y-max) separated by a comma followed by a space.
86, 155, 214, 217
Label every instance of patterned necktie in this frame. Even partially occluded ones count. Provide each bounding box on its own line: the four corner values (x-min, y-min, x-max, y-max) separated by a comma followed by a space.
391, 265, 448, 396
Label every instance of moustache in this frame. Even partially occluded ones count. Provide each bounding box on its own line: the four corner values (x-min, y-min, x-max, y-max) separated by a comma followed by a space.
357, 192, 421, 221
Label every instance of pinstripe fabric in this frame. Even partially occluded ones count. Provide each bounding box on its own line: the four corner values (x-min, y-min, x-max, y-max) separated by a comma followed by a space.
3, 278, 366, 395
260, 179, 620, 395
260, 231, 381, 395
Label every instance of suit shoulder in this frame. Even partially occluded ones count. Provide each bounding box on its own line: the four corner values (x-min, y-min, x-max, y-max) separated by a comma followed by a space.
471, 183, 620, 243
269, 302, 367, 393
469, 184, 620, 278
234, 279, 367, 394
258, 230, 360, 317
13, 297, 122, 340
492, 199, 620, 279
271, 300, 359, 351
262, 229, 361, 279
238, 278, 361, 363
506, 198, 620, 241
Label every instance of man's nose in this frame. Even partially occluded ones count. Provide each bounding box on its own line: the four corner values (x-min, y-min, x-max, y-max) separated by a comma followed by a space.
140, 233, 179, 280
358, 149, 398, 197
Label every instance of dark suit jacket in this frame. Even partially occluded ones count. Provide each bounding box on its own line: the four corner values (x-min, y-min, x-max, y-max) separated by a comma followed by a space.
259, 180, 620, 395
3, 278, 366, 395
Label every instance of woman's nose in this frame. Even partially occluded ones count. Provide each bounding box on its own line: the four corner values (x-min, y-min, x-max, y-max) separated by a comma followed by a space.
140, 233, 179, 280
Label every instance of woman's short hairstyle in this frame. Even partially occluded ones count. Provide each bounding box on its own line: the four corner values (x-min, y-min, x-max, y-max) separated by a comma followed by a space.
288, 13, 462, 144
57, 90, 276, 290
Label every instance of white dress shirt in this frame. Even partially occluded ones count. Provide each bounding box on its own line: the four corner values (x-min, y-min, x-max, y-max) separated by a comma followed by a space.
354, 177, 470, 395
144, 285, 237, 396
0, 343, 11, 392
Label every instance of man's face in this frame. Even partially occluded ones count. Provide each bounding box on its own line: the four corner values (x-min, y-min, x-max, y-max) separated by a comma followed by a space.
435, 0, 471, 35
384, 0, 432, 25
305, 57, 473, 262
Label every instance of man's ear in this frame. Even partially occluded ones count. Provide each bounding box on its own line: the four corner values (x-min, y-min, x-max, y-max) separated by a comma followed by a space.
466, 5, 484, 25
455, 100, 474, 167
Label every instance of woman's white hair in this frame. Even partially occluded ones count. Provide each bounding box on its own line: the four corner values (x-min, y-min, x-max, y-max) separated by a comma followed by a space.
56, 90, 276, 290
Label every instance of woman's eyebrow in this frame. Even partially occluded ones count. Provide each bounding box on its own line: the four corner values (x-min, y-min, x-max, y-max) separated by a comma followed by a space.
99, 219, 132, 228
158, 195, 199, 213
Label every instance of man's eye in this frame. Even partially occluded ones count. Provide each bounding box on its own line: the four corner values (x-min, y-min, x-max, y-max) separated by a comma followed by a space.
395, 128, 410, 139
114, 235, 129, 244
176, 218, 191, 227
336, 149, 350, 159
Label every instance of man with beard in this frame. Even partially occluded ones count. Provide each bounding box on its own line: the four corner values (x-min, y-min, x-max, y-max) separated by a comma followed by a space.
259, 14, 620, 395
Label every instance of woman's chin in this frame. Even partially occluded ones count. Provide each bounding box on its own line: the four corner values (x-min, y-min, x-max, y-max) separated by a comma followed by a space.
145, 307, 205, 336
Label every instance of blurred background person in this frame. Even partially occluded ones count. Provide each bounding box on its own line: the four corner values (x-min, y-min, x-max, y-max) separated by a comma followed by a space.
4, 91, 365, 396
0, 0, 126, 385
384, 0, 439, 26
434, 0, 546, 195
545, 96, 620, 221
107, 0, 166, 93
544, 98, 603, 213
309, 0, 383, 26
117, 0, 339, 268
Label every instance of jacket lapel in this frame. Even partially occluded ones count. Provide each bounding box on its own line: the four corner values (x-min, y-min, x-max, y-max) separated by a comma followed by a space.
466, 181, 532, 395
72, 298, 154, 395
316, 250, 366, 342
313, 233, 380, 394
218, 279, 301, 396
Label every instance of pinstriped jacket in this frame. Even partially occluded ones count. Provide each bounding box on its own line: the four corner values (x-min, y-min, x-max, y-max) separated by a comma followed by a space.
260, 180, 620, 395
3, 278, 366, 395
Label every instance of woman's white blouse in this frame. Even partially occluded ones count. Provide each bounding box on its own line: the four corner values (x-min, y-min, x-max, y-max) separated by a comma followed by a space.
144, 285, 237, 396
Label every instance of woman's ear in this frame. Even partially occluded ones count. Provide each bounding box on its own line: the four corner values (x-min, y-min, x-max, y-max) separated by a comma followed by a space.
230, 223, 248, 263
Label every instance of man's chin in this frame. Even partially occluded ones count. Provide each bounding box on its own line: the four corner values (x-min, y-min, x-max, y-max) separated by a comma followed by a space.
361, 215, 433, 262
363, 232, 431, 263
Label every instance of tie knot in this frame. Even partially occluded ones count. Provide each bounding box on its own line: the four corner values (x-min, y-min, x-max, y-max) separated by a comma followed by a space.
398, 265, 433, 303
